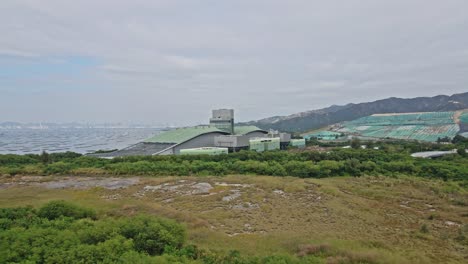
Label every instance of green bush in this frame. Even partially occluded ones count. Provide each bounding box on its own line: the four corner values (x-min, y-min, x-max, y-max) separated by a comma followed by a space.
38, 201, 96, 220
0, 202, 188, 263
0, 154, 39, 166
45, 161, 74, 174
118, 215, 186, 255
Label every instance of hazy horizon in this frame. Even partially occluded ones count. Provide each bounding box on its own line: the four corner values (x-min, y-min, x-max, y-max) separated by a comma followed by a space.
2, 1, 468, 125
1, 91, 467, 126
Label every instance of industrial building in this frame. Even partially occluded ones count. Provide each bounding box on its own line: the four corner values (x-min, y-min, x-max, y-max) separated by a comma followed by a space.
91, 109, 280, 157
213, 125, 270, 152
268, 130, 292, 149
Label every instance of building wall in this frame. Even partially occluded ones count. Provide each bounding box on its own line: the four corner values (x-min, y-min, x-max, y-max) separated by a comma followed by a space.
209, 119, 234, 134
180, 147, 228, 155
157, 148, 174, 155
214, 135, 236, 147
290, 139, 306, 148
267, 131, 291, 143
249, 138, 281, 152
279, 133, 292, 143
172, 132, 228, 154
214, 135, 250, 147
245, 131, 268, 139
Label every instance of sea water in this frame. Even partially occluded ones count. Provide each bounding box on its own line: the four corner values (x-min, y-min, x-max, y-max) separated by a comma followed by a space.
0, 128, 162, 155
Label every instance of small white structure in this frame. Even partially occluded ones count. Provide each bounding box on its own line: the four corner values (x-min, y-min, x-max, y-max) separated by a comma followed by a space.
411, 150, 458, 158
180, 147, 228, 155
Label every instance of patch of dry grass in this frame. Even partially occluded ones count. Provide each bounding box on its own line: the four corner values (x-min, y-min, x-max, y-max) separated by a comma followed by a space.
0, 175, 466, 263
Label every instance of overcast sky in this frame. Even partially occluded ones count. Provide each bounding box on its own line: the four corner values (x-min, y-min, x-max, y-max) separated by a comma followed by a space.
1, 0, 467, 125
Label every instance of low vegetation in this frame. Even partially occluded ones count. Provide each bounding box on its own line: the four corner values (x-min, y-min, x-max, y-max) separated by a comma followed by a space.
1, 175, 466, 263
0, 140, 466, 263
0, 201, 186, 263
0, 201, 334, 263
0, 142, 467, 184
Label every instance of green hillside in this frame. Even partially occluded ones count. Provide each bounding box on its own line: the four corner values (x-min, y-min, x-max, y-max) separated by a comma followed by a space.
306, 112, 461, 142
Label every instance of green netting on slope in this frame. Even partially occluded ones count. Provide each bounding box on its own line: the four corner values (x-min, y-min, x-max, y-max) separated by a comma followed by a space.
304, 131, 342, 140
419, 112, 454, 119
460, 113, 468, 124
386, 126, 419, 138
336, 124, 459, 142
330, 112, 459, 142
418, 125, 454, 141
346, 112, 455, 126
347, 114, 420, 126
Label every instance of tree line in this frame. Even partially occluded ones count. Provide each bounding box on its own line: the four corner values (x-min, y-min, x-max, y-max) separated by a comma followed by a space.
0, 144, 467, 183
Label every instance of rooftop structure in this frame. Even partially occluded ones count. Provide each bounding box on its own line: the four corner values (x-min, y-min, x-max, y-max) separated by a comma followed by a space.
210, 109, 234, 134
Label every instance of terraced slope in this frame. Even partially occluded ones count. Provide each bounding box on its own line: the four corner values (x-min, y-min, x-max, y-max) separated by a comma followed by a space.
460, 112, 468, 123
331, 112, 460, 142
245, 92, 468, 132
459, 111, 468, 136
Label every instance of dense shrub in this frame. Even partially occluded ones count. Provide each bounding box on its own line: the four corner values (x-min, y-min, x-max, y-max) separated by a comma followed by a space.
0, 144, 467, 182
119, 215, 185, 255
0, 202, 323, 263
284, 161, 319, 178
0, 202, 187, 263
44, 161, 75, 174
0, 154, 38, 165
38, 200, 96, 220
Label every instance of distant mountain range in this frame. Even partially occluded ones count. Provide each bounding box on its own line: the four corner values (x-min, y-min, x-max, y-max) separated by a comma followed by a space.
243, 92, 468, 132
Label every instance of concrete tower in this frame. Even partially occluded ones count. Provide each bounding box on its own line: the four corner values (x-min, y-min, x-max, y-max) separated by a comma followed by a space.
209, 109, 234, 134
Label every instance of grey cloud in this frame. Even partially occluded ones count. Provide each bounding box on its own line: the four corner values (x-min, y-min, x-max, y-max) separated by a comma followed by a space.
1, 0, 467, 124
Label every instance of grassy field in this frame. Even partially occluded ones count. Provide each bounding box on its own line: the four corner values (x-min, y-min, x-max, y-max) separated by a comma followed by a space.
0, 174, 466, 263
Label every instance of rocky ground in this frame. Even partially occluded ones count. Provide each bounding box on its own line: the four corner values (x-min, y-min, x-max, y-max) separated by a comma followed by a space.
0, 175, 466, 263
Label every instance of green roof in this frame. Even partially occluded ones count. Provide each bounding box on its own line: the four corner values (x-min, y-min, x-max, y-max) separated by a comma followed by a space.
144, 126, 227, 144
234, 126, 266, 135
